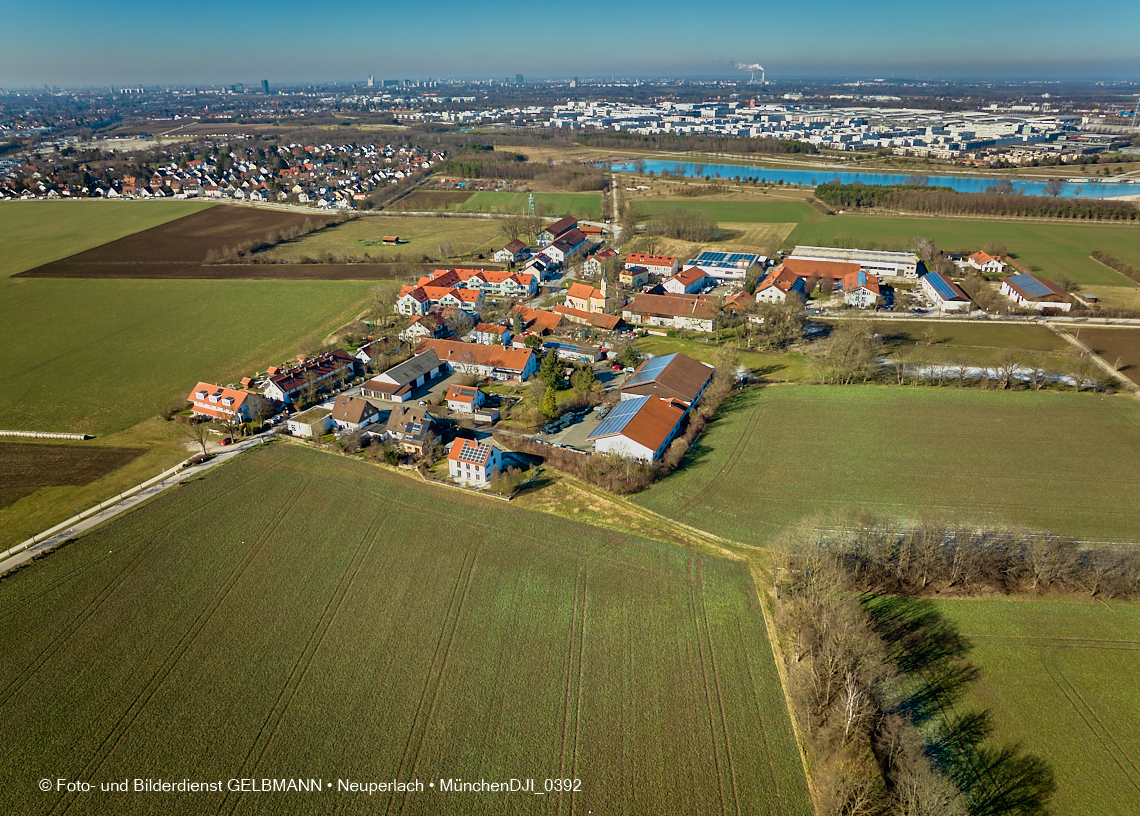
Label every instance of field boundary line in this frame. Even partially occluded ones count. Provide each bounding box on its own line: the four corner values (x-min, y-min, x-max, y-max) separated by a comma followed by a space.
0, 433, 276, 577
0, 464, 267, 711
225, 507, 389, 815
697, 554, 744, 816
392, 541, 483, 816
688, 553, 730, 816
52, 474, 312, 816
1041, 654, 1140, 796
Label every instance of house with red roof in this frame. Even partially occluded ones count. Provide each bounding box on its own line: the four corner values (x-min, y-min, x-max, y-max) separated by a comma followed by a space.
625, 253, 678, 277
968, 251, 1006, 274
448, 438, 502, 486
187, 383, 269, 423
565, 282, 606, 313
754, 267, 808, 305
663, 266, 711, 295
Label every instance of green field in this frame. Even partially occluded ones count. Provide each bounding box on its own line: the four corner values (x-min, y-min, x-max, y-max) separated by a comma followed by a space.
257, 215, 505, 263
462, 191, 603, 220
930, 599, 1140, 816
865, 320, 1069, 352
632, 335, 811, 381
0, 277, 377, 435
0, 443, 810, 816
637, 198, 817, 225
788, 214, 1140, 288
635, 385, 1140, 544
0, 200, 214, 278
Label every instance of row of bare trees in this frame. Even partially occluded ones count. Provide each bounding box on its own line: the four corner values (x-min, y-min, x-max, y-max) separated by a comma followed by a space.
770, 515, 1079, 816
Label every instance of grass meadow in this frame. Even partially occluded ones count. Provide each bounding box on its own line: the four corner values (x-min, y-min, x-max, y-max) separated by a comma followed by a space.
256, 214, 505, 263
0, 277, 378, 435
635, 385, 1140, 544
930, 599, 1140, 816
462, 191, 604, 220
0, 200, 214, 278
0, 443, 811, 816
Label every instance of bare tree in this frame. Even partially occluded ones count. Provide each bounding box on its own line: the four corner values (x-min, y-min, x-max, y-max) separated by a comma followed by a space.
181, 416, 211, 456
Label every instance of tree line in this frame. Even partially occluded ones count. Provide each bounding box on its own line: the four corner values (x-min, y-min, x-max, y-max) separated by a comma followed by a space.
1091, 251, 1140, 284
579, 131, 818, 155
815, 181, 1140, 221
433, 157, 608, 192
767, 510, 1140, 816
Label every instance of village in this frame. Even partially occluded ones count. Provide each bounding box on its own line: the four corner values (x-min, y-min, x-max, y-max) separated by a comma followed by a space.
180, 211, 1090, 491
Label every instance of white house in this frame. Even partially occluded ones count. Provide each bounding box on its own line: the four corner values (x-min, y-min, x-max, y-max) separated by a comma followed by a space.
330, 395, 381, 432
287, 407, 333, 438
624, 252, 678, 278
968, 251, 1006, 274
662, 267, 710, 295
445, 384, 485, 413
840, 271, 881, 309
586, 395, 687, 462
920, 272, 972, 312
448, 438, 502, 486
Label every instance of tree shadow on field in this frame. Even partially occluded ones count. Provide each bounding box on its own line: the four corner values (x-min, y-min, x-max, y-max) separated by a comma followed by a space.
863, 595, 1056, 816
668, 386, 761, 477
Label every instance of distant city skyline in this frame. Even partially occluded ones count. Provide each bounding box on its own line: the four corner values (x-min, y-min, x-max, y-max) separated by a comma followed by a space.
3, 0, 1139, 88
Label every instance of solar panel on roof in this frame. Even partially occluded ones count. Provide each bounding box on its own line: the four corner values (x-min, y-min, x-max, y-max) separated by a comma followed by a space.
588, 396, 648, 440
1009, 274, 1053, 298
623, 354, 676, 388
923, 272, 964, 302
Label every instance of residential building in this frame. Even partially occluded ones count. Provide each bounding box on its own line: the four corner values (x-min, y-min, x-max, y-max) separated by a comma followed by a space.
521, 254, 552, 279
840, 271, 881, 309
663, 267, 711, 295
511, 304, 564, 335
789, 246, 918, 278
187, 383, 269, 423
398, 312, 448, 344
418, 268, 538, 299
445, 384, 485, 413
619, 353, 713, 407
262, 350, 355, 404
968, 251, 1006, 274
448, 438, 502, 486
494, 239, 528, 264
473, 322, 512, 346
287, 407, 333, 438
360, 350, 447, 402
1000, 274, 1072, 312
920, 272, 972, 312
565, 282, 606, 313
330, 395, 381, 432
585, 247, 618, 278
683, 251, 762, 283
397, 284, 485, 317
537, 215, 578, 244
622, 293, 718, 333
624, 253, 678, 277
416, 338, 539, 381
540, 233, 586, 266
382, 405, 437, 454
587, 395, 687, 462
754, 267, 807, 305
550, 305, 623, 331
620, 266, 650, 289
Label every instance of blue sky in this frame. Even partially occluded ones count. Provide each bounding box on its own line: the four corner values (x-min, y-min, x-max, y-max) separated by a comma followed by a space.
3, 0, 1139, 87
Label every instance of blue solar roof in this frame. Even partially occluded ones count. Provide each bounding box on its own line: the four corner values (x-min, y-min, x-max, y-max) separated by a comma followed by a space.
922, 271, 966, 301
693, 250, 760, 268
1007, 274, 1054, 298
623, 353, 676, 388
588, 395, 649, 440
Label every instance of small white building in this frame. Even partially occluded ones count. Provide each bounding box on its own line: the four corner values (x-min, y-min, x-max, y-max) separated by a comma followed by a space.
968, 251, 1006, 274
446, 384, 485, 413
662, 267, 710, 295
920, 272, 972, 312
447, 438, 502, 486
287, 407, 333, 438
1000, 274, 1072, 312
586, 395, 687, 463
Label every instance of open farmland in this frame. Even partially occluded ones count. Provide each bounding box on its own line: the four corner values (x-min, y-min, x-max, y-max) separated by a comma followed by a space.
1071, 326, 1140, 385
255, 214, 505, 264
0, 442, 144, 510
637, 198, 817, 225
0, 443, 811, 816
0, 200, 214, 278
387, 190, 474, 210
462, 191, 604, 220
635, 385, 1140, 544
929, 599, 1140, 816
787, 214, 1140, 288
17, 205, 336, 279
0, 277, 378, 435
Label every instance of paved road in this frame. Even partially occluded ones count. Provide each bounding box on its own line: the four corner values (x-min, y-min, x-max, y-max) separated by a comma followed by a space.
0, 432, 275, 577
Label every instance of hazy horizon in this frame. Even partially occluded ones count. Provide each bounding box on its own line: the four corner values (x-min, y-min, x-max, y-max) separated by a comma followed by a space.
3, 0, 1139, 88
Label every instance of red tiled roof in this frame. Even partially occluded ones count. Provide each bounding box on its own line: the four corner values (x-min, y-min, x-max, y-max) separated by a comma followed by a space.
626, 253, 676, 266
417, 339, 536, 374
781, 257, 860, 279
552, 305, 622, 330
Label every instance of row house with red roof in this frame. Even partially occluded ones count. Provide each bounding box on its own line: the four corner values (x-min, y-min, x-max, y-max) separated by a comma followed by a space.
262, 349, 356, 403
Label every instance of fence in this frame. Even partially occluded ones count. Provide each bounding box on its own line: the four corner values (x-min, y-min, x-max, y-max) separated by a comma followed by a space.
0, 430, 90, 441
